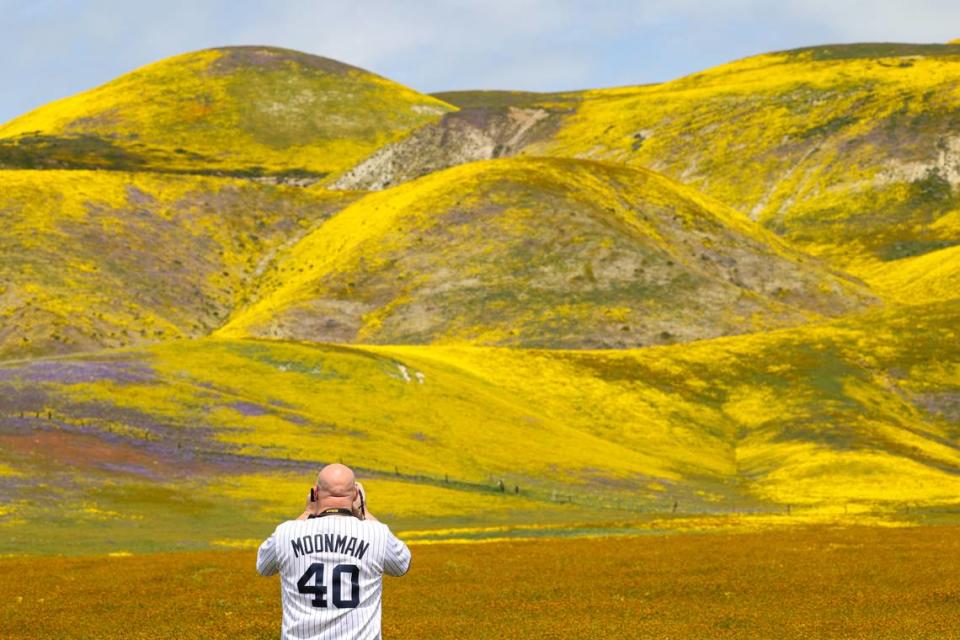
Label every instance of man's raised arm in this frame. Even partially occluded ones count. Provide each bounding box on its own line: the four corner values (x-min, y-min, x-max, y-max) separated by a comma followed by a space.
354, 482, 411, 577
256, 529, 279, 576
383, 528, 412, 577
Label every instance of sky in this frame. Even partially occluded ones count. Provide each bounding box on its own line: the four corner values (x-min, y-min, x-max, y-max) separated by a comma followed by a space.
2, 0, 960, 123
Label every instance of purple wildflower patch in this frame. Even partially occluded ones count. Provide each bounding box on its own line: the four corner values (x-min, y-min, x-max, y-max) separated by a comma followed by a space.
0, 360, 154, 385
228, 401, 271, 417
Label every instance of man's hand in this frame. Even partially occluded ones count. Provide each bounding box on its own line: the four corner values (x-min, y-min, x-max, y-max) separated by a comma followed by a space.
297, 486, 321, 521
353, 482, 379, 521
353, 482, 366, 520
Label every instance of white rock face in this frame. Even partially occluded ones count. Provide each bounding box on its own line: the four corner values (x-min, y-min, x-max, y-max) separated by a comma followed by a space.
329, 106, 560, 191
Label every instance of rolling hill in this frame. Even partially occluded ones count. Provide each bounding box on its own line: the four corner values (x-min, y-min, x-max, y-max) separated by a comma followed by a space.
221, 157, 872, 348
0, 46, 454, 180
540, 43, 960, 273
335, 44, 960, 280
0, 170, 355, 359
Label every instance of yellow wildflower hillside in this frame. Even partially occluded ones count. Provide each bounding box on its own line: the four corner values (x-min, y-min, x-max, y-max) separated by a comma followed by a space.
860, 243, 960, 303
0, 47, 454, 179
0, 170, 355, 358
523, 43, 960, 272
220, 157, 872, 348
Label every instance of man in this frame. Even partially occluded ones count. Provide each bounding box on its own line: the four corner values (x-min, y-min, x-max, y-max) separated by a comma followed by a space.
257, 464, 411, 640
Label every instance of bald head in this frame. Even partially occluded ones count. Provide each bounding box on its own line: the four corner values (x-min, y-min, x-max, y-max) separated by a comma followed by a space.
316, 463, 357, 509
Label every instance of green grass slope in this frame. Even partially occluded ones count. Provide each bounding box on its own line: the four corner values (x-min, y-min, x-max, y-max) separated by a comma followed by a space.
0, 170, 355, 359
0, 47, 454, 180
221, 157, 871, 348
506, 44, 960, 274
1, 299, 958, 553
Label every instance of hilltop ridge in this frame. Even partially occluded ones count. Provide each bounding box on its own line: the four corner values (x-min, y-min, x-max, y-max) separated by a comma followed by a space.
0, 46, 454, 180
537, 43, 960, 273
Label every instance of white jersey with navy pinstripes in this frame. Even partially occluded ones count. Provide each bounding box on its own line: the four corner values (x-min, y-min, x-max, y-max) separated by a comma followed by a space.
257, 515, 411, 640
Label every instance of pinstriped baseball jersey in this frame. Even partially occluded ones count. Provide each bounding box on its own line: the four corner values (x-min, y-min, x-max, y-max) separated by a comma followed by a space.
257, 514, 412, 640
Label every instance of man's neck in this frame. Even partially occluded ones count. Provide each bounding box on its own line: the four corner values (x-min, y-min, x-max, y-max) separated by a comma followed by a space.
318, 499, 353, 511
309, 507, 355, 519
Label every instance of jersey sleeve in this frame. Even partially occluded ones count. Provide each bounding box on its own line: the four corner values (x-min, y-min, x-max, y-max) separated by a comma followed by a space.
382, 526, 412, 577
256, 526, 280, 576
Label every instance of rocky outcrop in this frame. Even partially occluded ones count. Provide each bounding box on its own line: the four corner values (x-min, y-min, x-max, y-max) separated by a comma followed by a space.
329, 106, 569, 191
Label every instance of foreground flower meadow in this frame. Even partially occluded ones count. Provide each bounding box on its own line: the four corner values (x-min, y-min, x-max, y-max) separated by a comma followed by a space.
3, 525, 959, 639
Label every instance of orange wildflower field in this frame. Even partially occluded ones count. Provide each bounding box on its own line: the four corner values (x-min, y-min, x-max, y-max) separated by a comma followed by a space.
3, 525, 960, 639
